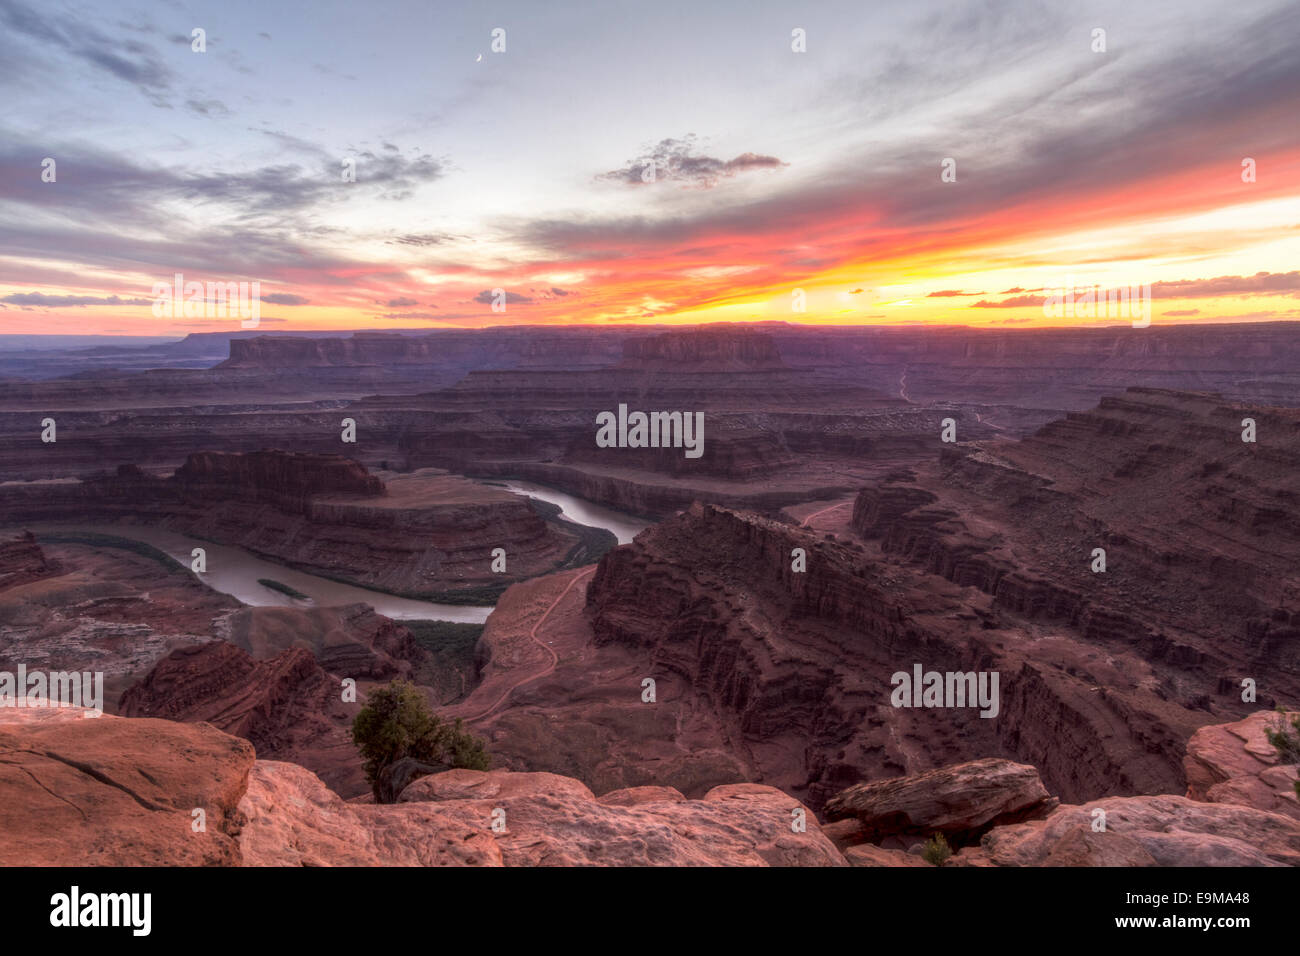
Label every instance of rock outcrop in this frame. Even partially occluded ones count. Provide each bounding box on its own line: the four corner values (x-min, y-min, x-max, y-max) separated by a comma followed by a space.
848, 388, 1300, 797
4, 703, 1296, 867
0, 458, 584, 597
0, 706, 847, 866
119, 640, 365, 796
0, 531, 56, 590
823, 758, 1057, 845
174, 449, 384, 500
954, 796, 1300, 867
241, 765, 845, 867
0, 536, 241, 711
1184, 711, 1300, 820
0, 708, 252, 866
618, 328, 788, 371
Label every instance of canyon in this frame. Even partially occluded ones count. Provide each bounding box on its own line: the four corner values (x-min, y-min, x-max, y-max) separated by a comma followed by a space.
0, 323, 1297, 867
0, 451, 602, 600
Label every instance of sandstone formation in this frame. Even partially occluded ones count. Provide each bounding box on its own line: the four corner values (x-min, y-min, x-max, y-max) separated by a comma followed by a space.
850, 388, 1300, 793
242, 765, 845, 867
822, 758, 1058, 844
221, 603, 432, 682
0, 530, 56, 589
0, 707, 252, 866
119, 641, 365, 797
1184, 710, 1300, 820
0, 536, 241, 709
451, 392, 1300, 811
116, 601, 449, 797
0, 455, 590, 598
0, 707, 846, 867
618, 327, 788, 370
3, 699, 1295, 867
8, 322, 1300, 488
953, 795, 1300, 867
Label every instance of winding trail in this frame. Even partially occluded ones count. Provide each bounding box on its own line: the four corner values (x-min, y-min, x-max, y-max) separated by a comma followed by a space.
897, 365, 910, 402
460, 566, 596, 724
800, 500, 851, 528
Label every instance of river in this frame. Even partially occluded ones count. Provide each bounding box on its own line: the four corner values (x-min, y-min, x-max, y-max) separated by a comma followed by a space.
34, 523, 493, 623
496, 479, 651, 544
30, 483, 648, 622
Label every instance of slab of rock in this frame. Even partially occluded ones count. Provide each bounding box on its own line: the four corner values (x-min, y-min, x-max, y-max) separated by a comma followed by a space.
955, 795, 1300, 867
244, 766, 847, 866
399, 768, 595, 804
1184, 712, 1300, 820
0, 707, 253, 865
237, 761, 503, 867
376, 756, 450, 804
844, 844, 932, 867
823, 758, 1057, 844
598, 785, 687, 807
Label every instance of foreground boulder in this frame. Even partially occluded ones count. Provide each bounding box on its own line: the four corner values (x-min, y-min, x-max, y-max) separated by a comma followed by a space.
954, 795, 1300, 867
241, 767, 847, 866
823, 758, 1057, 845
0, 708, 252, 865
1184, 711, 1300, 820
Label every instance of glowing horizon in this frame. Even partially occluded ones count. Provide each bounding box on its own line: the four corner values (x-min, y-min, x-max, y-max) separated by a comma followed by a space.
1, 0, 1297, 336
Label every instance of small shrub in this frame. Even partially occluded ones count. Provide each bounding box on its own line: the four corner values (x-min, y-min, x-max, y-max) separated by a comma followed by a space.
1264, 707, 1300, 798
921, 832, 952, 866
351, 679, 490, 801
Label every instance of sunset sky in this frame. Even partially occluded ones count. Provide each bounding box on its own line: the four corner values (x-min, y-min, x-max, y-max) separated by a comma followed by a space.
0, 0, 1297, 335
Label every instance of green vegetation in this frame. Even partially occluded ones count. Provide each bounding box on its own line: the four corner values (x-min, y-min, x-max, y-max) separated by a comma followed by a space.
401, 620, 484, 705
1264, 707, 1300, 798
403, 620, 483, 658
257, 577, 310, 601
36, 531, 180, 571
351, 679, 490, 802
921, 833, 952, 866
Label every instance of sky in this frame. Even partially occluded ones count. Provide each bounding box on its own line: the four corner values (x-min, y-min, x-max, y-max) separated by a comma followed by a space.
0, 0, 1297, 335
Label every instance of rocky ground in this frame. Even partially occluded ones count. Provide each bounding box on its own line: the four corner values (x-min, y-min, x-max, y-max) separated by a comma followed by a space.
0, 706, 1292, 867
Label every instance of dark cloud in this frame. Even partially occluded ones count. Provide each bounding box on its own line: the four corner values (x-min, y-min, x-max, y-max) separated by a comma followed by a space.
0, 135, 442, 224
0, 292, 151, 307
473, 289, 533, 305
1162, 309, 1200, 316
0, 0, 175, 105
1151, 272, 1300, 298
927, 289, 982, 297
599, 134, 786, 188
971, 295, 1047, 308
385, 297, 418, 308
260, 293, 310, 305
186, 98, 231, 117
389, 233, 458, 247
